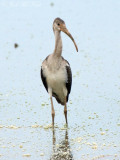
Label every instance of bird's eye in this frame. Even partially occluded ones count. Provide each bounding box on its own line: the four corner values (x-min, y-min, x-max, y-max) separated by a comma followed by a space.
57, 23, 60, 26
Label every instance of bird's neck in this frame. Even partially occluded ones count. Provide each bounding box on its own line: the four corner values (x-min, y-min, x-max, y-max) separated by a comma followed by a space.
53, 30, 62, 57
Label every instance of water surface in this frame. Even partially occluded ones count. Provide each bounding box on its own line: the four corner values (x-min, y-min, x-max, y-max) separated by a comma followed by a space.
0, 0, 120, 159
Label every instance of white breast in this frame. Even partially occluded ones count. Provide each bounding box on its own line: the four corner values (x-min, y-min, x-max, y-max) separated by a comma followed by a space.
44, 66, 67, 102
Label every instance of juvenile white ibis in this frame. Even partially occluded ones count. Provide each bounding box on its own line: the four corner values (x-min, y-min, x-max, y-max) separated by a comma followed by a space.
41, 18, 78, 125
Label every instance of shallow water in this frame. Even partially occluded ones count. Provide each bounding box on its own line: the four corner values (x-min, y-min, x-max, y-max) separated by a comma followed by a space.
0, 0, 120, 159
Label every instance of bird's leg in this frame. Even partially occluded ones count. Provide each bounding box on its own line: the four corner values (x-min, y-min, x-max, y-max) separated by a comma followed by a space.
52, 128, 56, 147
50, 97, 55, 126
64, 97, 68, 124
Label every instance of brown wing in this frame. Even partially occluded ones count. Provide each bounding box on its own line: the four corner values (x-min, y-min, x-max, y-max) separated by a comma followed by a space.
65, 61, 72, 102
40, 55, 50, 92
41, 67, 48, 92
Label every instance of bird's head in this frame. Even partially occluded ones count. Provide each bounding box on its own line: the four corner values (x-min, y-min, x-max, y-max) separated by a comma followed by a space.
53, 17, 78, 52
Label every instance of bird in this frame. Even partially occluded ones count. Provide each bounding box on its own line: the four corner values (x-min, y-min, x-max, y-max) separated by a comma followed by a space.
41, 17, 78, 125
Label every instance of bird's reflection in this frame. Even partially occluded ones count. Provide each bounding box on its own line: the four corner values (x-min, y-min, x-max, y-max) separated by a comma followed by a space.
50, 127, 73, 160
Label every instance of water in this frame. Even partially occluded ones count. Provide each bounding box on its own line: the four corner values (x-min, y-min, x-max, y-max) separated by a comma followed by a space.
0, 0, 120, 159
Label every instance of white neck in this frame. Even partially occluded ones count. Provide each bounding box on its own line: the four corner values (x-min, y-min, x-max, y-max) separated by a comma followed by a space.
53, 30, 62, 57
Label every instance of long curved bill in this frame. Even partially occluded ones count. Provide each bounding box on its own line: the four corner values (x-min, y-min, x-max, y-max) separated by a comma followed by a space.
60, 25, 78, 52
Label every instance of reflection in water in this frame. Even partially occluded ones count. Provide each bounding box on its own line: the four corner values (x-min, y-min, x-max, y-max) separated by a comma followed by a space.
50, 128, 73, 160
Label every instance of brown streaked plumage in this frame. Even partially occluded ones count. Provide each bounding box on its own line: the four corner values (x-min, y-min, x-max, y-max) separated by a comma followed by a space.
41, 17, 78, 125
